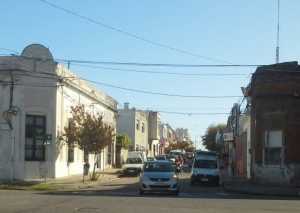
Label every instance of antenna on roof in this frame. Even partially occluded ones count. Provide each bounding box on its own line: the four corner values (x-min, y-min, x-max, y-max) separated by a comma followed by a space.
276, 0, 280, 64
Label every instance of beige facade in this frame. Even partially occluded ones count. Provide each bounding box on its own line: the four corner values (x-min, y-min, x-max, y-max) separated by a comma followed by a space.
147, 111, 160, 156
117, 103, 148, 153
0, 44, 117, 181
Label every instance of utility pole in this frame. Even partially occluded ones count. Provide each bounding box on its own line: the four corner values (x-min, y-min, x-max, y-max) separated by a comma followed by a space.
276, 0, 280, 64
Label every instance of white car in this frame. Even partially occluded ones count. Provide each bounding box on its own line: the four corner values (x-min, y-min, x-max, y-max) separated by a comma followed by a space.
123, 157, 144, 176
191, 153, 220, 186
139, 160, 179, 195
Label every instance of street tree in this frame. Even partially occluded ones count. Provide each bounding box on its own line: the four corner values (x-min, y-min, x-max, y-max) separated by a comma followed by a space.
116, 134, 132, 150
165, 140, 195, 153
63, 105, 115, 180
202, 123, 226, 152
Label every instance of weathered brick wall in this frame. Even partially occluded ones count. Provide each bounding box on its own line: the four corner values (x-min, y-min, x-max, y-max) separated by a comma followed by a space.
251, 69, 300, 164
250, 63, 300, 184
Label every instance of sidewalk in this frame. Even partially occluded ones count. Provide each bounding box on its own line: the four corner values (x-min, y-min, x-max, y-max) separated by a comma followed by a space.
0, 168, 121, 191
223, 177, 300, 197
47, 168, 121, 190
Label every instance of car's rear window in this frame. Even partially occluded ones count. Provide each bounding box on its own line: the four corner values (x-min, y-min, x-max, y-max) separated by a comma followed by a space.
193, 160, 217, 169
126, 158, 142, 164
144, 162, 174, 172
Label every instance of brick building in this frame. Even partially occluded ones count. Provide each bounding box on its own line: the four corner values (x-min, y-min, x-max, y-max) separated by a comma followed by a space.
247, 61, 300, 185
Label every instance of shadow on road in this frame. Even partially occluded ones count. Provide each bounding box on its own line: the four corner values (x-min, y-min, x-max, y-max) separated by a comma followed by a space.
35, 173, 300, 201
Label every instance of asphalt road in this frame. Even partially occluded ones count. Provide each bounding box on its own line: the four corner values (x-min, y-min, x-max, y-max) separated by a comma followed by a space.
1, 173, 300, 213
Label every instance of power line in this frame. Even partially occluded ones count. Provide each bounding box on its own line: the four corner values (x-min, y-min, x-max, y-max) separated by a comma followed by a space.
38, 0, 231, 64
0, 81, 61, 88
57, 58, 262, 68
71, 63, 251, 77
2, 64, 244, 99
146, 110, 230, 116
0, 48, 19, 54
74, 77, 242, 99
14, 54, 262, 68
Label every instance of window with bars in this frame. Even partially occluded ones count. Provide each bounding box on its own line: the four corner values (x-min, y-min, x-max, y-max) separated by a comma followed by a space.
25, 115, 46, 161
264, 130, 283, 165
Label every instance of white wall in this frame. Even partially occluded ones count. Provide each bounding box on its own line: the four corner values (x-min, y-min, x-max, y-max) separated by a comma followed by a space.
0, 45, 117, 181
0, 54, 58, 181
239, 115, 251, 179
55, 75, 116, 177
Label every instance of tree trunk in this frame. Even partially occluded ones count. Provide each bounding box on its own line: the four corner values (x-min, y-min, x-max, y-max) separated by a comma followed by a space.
91, 154, 98, 181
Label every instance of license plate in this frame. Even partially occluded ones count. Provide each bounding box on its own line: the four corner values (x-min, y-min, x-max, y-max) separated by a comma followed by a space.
201, 178, 208, 182
154, 183, 167, 186
128, 170, 135, 173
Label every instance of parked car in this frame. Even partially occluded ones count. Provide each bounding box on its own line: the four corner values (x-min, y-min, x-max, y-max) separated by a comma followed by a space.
139, 160, 179, 195
191, 151, 219, 186
123, 153, 145, 176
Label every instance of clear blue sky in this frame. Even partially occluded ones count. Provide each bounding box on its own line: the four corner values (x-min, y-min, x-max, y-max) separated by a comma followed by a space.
1, 0, 300, 147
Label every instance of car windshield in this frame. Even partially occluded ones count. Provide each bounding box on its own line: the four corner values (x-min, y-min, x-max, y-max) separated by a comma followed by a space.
126, 158, 142, 164
193, 160, 217, 169
144, 162, 174, 172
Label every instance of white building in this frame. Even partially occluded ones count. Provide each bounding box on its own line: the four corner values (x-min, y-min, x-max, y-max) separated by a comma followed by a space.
0, 44, 118, 181
175, 128, 191, 142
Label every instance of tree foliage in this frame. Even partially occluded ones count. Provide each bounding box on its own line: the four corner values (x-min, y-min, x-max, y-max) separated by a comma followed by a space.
116, 134, 132, 150
63, 105, 115, 180
202, 123, 226, 152
165, 140, 195, 153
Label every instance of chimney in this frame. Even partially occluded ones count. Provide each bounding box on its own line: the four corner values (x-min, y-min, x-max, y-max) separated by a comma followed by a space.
124, 102, 129, 110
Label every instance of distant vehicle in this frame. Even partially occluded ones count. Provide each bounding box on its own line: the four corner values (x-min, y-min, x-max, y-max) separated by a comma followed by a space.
170, 149, 185, 155
184, 152, 194, 168
185, 152, 194, 159
155, 155, 167, 161
194, 150, 217, 158
123, 151, 146, 176
168, 150, 184, 163
191, 151, 219, 186
147, 157, 155, 162
139, 160, 179, 195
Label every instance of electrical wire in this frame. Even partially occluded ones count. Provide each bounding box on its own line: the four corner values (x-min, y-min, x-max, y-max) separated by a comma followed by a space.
71, 63, 251, 77
6, 68, 244, 99
75, 77, 243, 99
0, 48, 19, 54
14, 54, 263, 68
146, 110, 230, 116
38, 0, 232, 64
0, 81, 61, 88
57, 58, 261, 68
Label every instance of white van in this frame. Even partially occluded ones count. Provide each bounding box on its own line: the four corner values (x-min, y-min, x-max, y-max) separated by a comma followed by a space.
122, 151, 146, 176
191, 151, 219, 185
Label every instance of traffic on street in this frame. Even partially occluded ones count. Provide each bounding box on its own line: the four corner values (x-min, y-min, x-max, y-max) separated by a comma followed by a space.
1, 1, 300, 212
